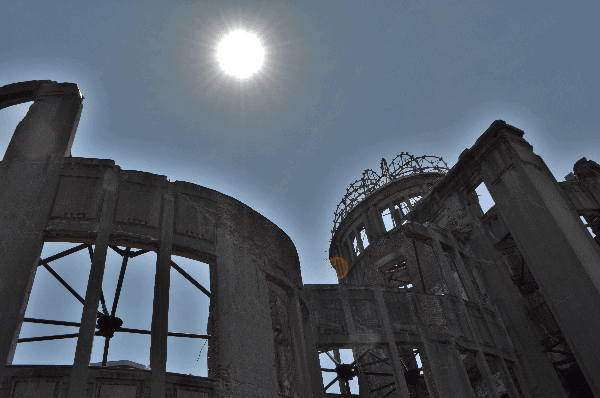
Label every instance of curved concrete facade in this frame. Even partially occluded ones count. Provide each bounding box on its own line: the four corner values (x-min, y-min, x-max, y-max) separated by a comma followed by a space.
0, 81, 317, 398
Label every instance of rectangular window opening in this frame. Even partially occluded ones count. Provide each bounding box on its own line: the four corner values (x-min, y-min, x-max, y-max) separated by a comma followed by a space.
475, 182, 495, 214
394, 203, 404, 217
359, 224, 369, 248
580, 216, 597, 238
319, 350, 359, 394
408, 196, 422, 207
381, 208, 395, 231
350, 232, 360, 256
400, 201, 411, 215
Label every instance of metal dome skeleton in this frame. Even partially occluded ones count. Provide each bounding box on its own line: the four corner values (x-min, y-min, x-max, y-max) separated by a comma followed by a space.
331, 152, 449, 238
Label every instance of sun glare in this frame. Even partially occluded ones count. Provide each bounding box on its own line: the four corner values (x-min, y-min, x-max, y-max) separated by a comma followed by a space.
217, 30, 264, 79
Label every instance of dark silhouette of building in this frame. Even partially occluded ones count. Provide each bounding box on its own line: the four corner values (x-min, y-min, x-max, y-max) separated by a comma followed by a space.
1, 81, 599, 397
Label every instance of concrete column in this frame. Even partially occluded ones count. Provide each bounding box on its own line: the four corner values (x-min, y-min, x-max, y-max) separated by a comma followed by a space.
373, 286, 411, 398
447, 245, 480, 306
364, 206, 384, 241
357, 366, 370, 398
390, 204, 402, 228
409, 296, 476, 398
451, 345, 478, 398
0, 82, 82, 382
448, 244, 508, 352
213, 224, 278, 397
461, 192, 567, 398
299, 293, 326, 398
4, 258, 38, 366
481, 129, 600, 396
355, 229, 365, 255
499, 357, 522, 398
150, 185, 174, 398
430, 239, 459, 297
474, 352, 500, 398
337, 285, 357, 337
68, 166, 119, 398
288, 291, 309, 398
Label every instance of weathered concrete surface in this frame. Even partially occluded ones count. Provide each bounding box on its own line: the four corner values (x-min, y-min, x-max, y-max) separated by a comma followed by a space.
0, 81, 82, 384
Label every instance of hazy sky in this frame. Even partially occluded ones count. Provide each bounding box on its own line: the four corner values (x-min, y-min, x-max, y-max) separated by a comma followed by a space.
2, 0, 599, 391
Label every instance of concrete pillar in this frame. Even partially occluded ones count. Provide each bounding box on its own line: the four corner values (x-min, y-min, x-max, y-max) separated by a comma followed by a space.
410, 296, 476, 398
474, 352, 500, 398
67, 166, 119, 398
461, 192, 568, 397
364, 206, 384, 242
373, 286, 411, 398
480, 128, 600, 396
390, 204, 402, 228
0, 82, 82, 383
451, 345, 478, 398
288, 291, 309, 398
430, 239, 461, 297
150, 185, 174, 398
499, 357, 522, 398
299, 294, 326, 398
212, 225, 278, 397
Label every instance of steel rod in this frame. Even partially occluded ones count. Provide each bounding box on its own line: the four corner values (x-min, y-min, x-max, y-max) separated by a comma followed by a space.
326, 351, 341, 365
363, 372, 394, 377
41, 263, 84, 305
110, 245, 148, 258
38, 244, 89, 266
18, 333, 79, 343
117, 327, 210, 339
171, 260, 211, 298
23, 318, 81, 327
102, 337, 110, 366
324, 376, 340, 391
360, 358, 389, 367
368, 351, 391, 365
350, 348, 371, 366
100, 291, 109, 315
111, 247, 131, 317
380, 387, 397, 398
167, 332, 211, 339
370, 382, 396, 393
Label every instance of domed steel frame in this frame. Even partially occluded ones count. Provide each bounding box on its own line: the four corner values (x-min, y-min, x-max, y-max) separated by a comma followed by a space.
332, 153, 449, 239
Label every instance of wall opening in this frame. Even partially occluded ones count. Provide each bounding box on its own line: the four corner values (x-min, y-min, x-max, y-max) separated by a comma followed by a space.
0, 101, 33, 161
319, 349, 359, 394
580, 216, 597, 238
400, 201, 411, 215
380, 259, 413, 289
89, 245, 154, 369
167, 255, 210, 376
408, 196, 422, 208
381, 207, 395, 231
358, 224, 369, 248
13, 242, 91, 365
475, 182, 495, 214
350, 232, 361, 256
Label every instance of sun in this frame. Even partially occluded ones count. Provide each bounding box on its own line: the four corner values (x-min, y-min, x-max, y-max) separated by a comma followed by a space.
217, 30, 265, 79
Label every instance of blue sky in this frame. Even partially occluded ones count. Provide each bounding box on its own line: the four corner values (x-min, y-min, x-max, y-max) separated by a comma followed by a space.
2, 0, 599, 391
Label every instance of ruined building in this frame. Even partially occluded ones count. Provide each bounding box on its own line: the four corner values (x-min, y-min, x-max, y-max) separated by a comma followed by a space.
1, 80, 599, 398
